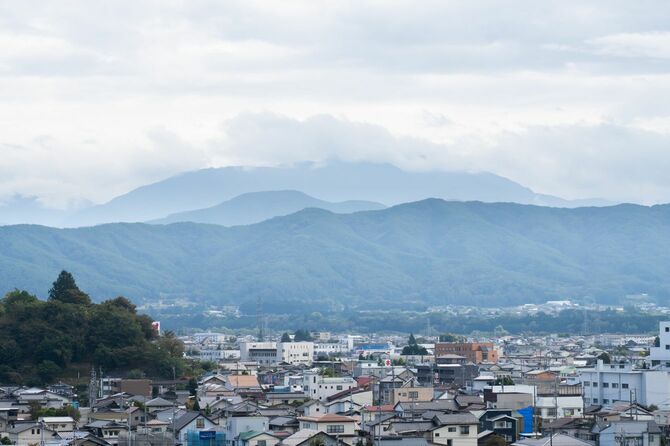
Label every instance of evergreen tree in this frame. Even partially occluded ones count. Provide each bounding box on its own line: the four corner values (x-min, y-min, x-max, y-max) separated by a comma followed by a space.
402, 333, 428, 355
294, 329, 313, 341
281, 332, 292, 342
48, 271, 91, 305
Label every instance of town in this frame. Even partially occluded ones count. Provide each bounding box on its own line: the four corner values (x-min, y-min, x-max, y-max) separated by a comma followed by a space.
3, 321, 670, 446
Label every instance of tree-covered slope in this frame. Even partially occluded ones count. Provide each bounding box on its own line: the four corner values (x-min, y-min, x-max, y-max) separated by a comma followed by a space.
3, 200, 670, 309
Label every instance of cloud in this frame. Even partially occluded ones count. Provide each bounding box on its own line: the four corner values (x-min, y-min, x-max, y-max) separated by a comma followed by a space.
0, 1, 670, 207
213, 113, 670, 204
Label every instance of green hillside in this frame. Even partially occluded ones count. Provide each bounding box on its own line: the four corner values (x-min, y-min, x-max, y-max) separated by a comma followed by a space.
2, 199, 670, 310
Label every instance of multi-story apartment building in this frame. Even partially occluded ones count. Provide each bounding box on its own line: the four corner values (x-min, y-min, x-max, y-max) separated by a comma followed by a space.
579, 360, 670, 407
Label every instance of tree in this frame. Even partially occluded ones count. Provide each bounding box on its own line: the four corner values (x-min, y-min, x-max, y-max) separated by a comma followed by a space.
48, 271, 91, 305
401, 333, 428, 356
495, 376, 514, 386
187, 378, 198, 396
597, 352, 611, 364
294, 329, 313, 342
1, 436, 11, 445
484, 435, 507, 446
192, 398, 201, 412
37, 360, 61, 384
439, 333, 464, 342
281, 332, 292, 342
654, 336, 660, 347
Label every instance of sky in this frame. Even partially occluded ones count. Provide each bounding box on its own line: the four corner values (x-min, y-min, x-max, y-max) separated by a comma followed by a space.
2, 0, 670, 208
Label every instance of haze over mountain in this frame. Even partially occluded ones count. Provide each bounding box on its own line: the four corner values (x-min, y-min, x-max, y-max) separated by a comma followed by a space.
0, 195, 70, 227
64, 161, 611, 227
2, 199, 667, 311
150, 190, 385, 226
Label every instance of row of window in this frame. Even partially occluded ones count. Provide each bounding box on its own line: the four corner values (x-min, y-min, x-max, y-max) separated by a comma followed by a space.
437, 426, 470, 435
584, 381, 629, 388
327, 425, 345, 433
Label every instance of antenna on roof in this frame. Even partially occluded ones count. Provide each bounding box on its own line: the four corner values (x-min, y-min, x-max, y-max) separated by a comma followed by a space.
257, 296, 264, 342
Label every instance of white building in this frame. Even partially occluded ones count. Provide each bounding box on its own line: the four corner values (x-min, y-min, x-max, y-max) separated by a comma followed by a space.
302, 371, 357, 401
649, 321, 670, 366
277, 342, 314, 366
224, 416, 269, 446
239, 341, 277, 366
579, 360, 670, 408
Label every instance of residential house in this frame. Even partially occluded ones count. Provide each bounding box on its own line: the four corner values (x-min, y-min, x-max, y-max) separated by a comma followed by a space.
471, 409, 523, 443
6, 423, 57, 446
224, 416, 269, 446
297, 414, 357, 445
237, 431, 280, 446
281, 429, 348, 446
173, 412, 221, 446
594, 421, 662, 446
39, 416, 76, 433
426, 413, 478, 446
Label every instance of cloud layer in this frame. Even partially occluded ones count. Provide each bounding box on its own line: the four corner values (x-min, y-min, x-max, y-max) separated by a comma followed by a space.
1, 1, 670, 207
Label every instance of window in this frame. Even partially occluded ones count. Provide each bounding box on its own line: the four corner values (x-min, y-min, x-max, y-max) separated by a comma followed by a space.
603, 399, 609, 404
327, 425, 345, 434
622, 383, 629, 389
409, 391, 419, 399
666, 327, 669, 332
446, 441, 452, 446
258, 441, 267, 446
448, 427, 456, 432
592, 382, 598, 387
612, 383, 618, 388
460, 426, 470, 435
603, 383, 609, 388
435, 433, 440, 437
666, 345, 670, 350
196, 418, 205, 429
593, 399, 598, 403
337, 385, 343, 391
584, 382, 590, 386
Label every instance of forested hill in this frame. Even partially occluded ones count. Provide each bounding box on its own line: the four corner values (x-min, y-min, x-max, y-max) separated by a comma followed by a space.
0, 271, 187, 385
2, 199, 670, 310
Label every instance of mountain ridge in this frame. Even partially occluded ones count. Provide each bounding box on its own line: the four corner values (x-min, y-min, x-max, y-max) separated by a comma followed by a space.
149, 190, 386, 225
64, 161, 612, 226
1, 199, 668, 311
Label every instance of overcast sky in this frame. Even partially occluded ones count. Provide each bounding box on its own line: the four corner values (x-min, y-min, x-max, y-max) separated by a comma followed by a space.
2, 0, 670, 207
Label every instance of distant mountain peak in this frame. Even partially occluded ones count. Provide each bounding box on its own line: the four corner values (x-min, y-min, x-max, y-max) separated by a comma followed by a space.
150, 189, 386, 226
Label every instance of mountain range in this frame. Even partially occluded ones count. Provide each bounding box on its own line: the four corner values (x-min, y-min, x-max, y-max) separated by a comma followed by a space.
150, 190, 385, 225
1, 199, 668, 311
1, 161, 611, 227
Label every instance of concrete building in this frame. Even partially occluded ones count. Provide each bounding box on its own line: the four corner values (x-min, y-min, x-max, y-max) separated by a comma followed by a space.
303, 371, 358, 401
579, 360, 670, 408
277, 342, 314, 366
434, 343, 498, 364
649, 321, 670, 367
239, 342, 277, 366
